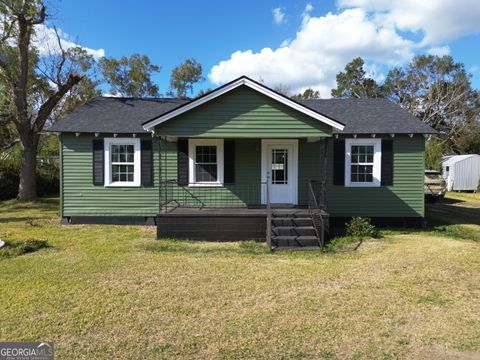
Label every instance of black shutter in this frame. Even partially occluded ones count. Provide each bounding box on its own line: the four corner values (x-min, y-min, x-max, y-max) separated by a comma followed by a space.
333, 139, 345, 186
381, 139, 394, 186
177, 139, 189, 185
92, 139, 104, 186
224, 140, 235, 184
141, 140, 153, 186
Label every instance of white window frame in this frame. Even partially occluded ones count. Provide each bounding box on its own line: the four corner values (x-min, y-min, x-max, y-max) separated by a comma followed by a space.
188, 139, 224, 187
345, 138, 381, 187
104, 138, 141, 187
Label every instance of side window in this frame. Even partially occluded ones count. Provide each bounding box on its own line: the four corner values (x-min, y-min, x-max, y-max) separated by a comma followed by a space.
345, 139, 381, 187
104, 138, 141, 187
111, 144, 135, 182
350, 145, 374, 183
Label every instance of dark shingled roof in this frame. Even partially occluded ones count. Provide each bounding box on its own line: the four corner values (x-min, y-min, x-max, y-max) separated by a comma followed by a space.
299, 98, 435, 134
48, 97, 188, 134
47, 95, 435, 134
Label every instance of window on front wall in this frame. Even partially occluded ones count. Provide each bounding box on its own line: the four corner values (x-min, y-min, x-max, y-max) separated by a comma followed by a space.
195, 145, 218, 182
188, 139, 224, 186
345, 139, 381, 187
104, 138, 140, 187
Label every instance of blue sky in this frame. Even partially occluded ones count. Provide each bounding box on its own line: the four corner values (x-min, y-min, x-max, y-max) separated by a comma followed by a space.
50, 0, 480, 97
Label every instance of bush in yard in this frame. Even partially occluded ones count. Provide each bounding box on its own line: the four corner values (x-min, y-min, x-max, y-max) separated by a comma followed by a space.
0, 153, 59, 200
345, 217, 377, 239
326, 217, 378, 252
37, 163, 60, 197
0, 156, 20, 200
0, 240, 49, 258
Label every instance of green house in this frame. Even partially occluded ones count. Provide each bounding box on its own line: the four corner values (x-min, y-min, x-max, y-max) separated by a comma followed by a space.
49, 76, 434, 248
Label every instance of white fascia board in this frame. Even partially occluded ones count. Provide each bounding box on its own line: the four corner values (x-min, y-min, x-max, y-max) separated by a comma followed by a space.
143, 77, 345, 131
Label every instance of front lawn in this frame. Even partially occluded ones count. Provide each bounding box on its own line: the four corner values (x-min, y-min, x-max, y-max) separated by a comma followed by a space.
0, 195, 479, 359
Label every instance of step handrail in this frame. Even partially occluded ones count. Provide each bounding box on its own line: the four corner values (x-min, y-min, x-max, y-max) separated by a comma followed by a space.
266, 174, 272, 250
308, 180, 326, 247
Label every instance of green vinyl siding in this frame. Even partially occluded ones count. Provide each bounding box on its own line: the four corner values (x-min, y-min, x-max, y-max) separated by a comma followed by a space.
161, 139, 261, 208
154, 86, 332, 138
61, 135, 424, 218
326, 135, 425, 217
61, 134, 159, 216
298, 139, 324, 205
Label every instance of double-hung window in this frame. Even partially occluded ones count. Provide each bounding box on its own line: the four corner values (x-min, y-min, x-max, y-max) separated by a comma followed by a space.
104, 138, 141, 187
345, 138, 381, 187
188, 139, 224, 186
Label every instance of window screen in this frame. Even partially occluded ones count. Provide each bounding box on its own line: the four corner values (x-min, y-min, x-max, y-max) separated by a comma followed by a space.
350, 145, 374, 183
111, 144, 135, 182
195, 145, 217, 182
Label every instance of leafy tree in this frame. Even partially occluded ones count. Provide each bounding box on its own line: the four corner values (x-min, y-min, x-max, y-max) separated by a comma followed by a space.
331, 57, 381, 98
334, 55, 480, 161
425, 137, 448, 170
0, 0, 95, 201
455, 120, 480, 154
100, 54, 161, 97
383, 55, 480, 146
169, 58, 204, 98
292, 88, 320, 100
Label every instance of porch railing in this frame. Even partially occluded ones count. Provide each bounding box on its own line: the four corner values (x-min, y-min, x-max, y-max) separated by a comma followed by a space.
308, 180, 328, 247
160, 180, 269, 211
266, 175, 272, 249
160, 179, 327, 211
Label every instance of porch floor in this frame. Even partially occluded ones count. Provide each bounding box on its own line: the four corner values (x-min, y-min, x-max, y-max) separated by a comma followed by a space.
158, 206, 309, 217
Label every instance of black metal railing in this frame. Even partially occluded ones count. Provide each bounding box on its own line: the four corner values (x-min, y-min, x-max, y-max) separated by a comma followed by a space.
266, 175, 272, 249
160, 180, 269, 212
308, 180, 328, 247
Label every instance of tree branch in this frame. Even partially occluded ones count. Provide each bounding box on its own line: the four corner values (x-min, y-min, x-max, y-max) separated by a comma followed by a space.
0, 138, 20, 151
33, 73, 83, 132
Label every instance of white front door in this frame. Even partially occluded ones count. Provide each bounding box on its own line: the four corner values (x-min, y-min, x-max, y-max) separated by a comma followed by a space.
261, 140, 298, 205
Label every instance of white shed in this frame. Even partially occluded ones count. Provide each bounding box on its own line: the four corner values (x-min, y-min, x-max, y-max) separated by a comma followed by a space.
441, 154, 480, 191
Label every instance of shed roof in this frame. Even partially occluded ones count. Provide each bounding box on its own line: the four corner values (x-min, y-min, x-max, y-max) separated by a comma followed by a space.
442, 154, 480, 166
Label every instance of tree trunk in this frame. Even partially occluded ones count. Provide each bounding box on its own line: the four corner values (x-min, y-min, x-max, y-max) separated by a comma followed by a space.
17, 132, 39, 202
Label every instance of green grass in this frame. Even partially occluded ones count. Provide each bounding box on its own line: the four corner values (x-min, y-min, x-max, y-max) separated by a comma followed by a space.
0, 239, 49, 258
0, 196, 479, 359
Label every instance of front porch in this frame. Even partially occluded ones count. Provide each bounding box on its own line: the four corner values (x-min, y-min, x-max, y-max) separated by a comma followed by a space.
147, 80, 345, 248
156, 205, 329, 249
156, 135, 330, 249
157, 176, 329, 249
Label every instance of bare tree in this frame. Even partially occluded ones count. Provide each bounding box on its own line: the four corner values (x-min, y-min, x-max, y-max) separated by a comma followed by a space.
0, 0, 93, 201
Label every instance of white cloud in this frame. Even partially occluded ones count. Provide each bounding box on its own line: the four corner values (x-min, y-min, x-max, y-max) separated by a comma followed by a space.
272, 7, 285, 25
338, 0, 480, 45
426, 46, 450, 57
209, 8, 414, 96
34, 25, 105, 58
302, 3, 314, 17
209, 0, 480, 97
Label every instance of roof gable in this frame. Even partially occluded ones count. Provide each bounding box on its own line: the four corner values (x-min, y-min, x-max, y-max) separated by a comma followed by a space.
149, 86, 334, 138
142, 76, 345, 131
